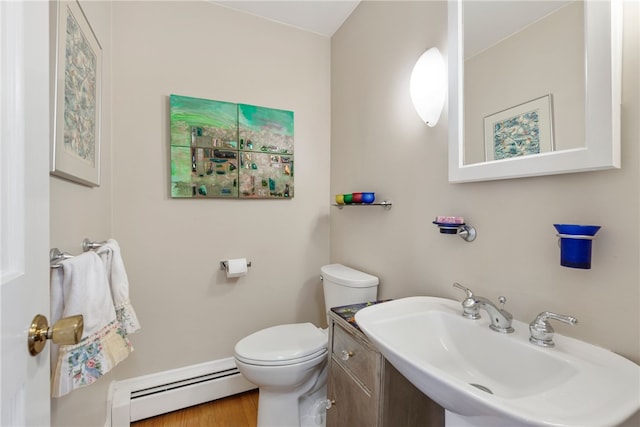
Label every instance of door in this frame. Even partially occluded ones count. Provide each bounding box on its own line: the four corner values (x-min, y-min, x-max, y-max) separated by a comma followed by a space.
1, 1, 51, 425
327, 358, 379, 427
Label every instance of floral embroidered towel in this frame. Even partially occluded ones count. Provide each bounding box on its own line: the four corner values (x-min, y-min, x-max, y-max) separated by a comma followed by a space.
96, 239, 141, 334
50, 252, 132, 398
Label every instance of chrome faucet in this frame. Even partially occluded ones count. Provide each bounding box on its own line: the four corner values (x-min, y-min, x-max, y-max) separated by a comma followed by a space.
474, 295, 514, 333
529, 311, 578, 347
453, 283, 514, 333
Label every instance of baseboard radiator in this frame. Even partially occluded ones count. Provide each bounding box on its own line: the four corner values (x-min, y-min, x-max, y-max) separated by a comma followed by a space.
107, 358, 256, 426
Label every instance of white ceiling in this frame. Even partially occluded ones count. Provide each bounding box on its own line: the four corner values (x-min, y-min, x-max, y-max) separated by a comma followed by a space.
211, 0, 361, 37
210, 1, 573, 52
464, 1, 572, 58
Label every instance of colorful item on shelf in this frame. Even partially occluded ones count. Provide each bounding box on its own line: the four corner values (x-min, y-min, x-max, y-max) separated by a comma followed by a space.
362, 192, 375, 204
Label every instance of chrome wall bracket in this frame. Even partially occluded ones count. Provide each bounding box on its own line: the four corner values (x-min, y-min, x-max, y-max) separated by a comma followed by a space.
434, 222, 477, 242
457, 224, 477, 242
82, 238, 107, 252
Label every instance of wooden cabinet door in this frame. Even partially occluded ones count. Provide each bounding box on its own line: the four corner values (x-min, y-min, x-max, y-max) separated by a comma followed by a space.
327, 357, 378, 427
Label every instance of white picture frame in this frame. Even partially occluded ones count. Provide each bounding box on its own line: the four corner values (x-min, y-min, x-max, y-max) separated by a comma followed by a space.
51, 0, 102, 187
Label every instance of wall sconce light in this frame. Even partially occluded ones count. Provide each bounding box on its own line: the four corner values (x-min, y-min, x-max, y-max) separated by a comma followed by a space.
409, 47, 447, 127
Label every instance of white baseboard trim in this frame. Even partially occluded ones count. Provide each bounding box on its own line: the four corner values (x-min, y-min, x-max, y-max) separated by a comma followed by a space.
106, 358, 256, 426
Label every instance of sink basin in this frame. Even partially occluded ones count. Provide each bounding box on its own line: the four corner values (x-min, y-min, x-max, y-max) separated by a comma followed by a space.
355, 296, 640, 426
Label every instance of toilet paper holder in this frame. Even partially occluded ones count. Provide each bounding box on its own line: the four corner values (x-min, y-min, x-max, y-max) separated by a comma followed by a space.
220, 260, 252, 271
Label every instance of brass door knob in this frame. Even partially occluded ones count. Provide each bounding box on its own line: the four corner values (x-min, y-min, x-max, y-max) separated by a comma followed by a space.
28, 314, 84, 356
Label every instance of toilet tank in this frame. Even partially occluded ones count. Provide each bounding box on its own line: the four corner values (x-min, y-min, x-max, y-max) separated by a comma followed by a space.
321, 264, 379, 312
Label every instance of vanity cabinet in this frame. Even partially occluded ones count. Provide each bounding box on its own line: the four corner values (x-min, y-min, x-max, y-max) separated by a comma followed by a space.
327, 307, 444, 427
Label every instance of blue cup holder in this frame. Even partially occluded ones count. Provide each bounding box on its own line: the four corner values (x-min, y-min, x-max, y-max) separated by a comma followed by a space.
554, 224, 601, 269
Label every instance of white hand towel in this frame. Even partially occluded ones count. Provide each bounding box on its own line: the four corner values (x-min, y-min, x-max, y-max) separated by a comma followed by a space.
96, 239, 141, 334
50, 251, 132, 398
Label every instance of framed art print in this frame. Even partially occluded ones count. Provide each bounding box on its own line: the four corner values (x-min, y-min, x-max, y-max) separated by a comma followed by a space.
51, 0, 102, 186
484, 95, 554, 162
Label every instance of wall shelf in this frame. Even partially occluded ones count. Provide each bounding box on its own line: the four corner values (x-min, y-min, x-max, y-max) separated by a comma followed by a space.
333, 201, 392, 210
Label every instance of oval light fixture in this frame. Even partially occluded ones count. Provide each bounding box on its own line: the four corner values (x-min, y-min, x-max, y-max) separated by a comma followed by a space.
410, 47, 447, 127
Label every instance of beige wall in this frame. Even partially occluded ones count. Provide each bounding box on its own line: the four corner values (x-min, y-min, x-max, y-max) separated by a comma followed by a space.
50, 0, 112, 257
110, 0, 331, 372
50, 1, 330, 425
50, 2, 114, 423
331, 1, 638, 425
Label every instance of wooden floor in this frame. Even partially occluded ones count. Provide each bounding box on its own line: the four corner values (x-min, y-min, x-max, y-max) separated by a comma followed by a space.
131, 390, 259, 427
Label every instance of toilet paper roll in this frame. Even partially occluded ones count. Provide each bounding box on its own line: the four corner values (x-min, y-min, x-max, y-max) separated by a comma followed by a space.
225, 258, 248, 278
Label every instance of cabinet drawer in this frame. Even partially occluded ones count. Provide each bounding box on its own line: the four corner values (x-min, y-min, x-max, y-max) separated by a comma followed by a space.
332, 324, 378, 392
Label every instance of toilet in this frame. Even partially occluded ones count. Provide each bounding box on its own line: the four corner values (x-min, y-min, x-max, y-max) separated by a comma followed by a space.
234, 264, 379, 427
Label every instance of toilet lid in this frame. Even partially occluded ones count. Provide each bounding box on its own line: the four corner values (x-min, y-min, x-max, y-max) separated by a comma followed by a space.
234, 323, 328, 365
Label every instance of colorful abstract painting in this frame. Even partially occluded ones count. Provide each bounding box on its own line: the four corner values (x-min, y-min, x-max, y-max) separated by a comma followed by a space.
238, 105, 294, 198
484, 95, 554, 161
64, 8, 98, 166
170, 95, 294, 199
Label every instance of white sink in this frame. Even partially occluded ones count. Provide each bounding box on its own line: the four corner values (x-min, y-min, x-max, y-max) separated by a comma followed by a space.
355, 296, 640, 426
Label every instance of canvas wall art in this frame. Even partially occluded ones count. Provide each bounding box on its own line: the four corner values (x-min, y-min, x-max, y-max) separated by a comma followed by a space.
170, 95, 294, 199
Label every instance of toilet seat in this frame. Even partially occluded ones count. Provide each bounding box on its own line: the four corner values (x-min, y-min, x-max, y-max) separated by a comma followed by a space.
234, 323, 328, 366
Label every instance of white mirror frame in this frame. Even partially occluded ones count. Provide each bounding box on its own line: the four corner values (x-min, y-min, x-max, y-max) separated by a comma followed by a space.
448, 0, 622, 183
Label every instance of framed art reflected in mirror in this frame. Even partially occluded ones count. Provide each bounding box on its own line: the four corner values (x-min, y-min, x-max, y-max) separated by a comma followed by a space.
483, 95, 554, 162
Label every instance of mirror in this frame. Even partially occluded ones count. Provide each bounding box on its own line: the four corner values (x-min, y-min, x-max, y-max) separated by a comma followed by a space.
448, 0, 622, 183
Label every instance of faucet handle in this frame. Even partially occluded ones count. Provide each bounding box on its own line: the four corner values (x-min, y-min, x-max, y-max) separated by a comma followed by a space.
529, 311, 578, 348
453, 282, 473, 298
498, 296, 507, 308
452, 283, 480, 320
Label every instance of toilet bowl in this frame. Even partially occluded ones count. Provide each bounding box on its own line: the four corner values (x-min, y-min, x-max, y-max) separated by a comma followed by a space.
235, 323, 329, 427
234, 264, 379, 427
